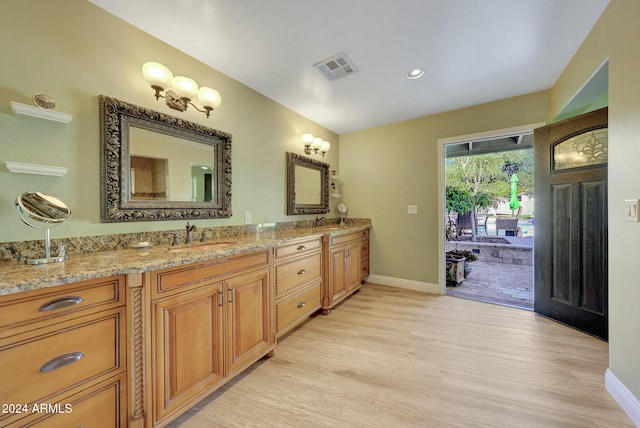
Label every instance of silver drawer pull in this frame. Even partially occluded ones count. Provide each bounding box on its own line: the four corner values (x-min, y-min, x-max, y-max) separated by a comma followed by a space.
297, 269, 306, 275
39, 296, 83, 312
40, 352, 84, 373
297, 301, 306, 308
297, 245, 306, 251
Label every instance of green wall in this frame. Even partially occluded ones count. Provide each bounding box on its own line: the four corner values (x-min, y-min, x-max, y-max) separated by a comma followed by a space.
0, 0, 339, 243
339, 91, 550, 287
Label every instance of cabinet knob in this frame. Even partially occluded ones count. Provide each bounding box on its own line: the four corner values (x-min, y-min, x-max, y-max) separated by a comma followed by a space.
297, 269, 306, 275
297, 301, 306, 308
297, 245, 306, 251
40, 351, 84, 373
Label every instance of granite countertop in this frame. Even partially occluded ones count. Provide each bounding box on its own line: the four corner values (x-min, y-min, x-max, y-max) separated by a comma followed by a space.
0, 225, 369, 296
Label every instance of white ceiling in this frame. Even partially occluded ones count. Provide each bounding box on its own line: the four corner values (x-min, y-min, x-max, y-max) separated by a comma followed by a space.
88, 0, 609, 135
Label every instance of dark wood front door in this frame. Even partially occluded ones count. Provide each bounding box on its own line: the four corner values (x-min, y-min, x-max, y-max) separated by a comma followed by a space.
533, 108, 608, 339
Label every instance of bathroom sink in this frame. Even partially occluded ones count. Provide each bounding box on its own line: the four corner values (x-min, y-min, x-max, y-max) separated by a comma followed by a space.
168, 241, 236, 253
322, 226, 346, 230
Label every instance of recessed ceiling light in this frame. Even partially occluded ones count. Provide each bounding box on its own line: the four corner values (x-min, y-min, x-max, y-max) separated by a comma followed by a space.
407, 68, 424, 80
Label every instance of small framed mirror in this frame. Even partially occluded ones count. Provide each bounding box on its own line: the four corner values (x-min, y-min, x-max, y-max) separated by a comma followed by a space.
100, 95, 232, 222
15, 192, 70, 264
286, 152, 329, 215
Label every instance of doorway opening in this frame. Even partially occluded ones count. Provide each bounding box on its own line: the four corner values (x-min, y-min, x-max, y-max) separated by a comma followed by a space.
438, 124, 543, 310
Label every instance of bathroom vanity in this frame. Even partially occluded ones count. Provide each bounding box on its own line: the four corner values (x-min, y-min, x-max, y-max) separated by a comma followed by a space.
0, 275, 127, 427
0, 223, 370, 428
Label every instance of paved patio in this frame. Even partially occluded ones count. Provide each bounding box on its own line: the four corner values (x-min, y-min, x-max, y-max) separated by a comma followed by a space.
446, 250, 534, 311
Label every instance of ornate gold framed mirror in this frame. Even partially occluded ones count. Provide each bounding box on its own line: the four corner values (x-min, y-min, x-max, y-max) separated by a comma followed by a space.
286, 152, 329, 215
100, 95, 232, 222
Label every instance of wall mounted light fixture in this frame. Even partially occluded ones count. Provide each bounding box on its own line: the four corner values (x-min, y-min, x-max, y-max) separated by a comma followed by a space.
142, 62, 221, 118
301, 133, 330, 157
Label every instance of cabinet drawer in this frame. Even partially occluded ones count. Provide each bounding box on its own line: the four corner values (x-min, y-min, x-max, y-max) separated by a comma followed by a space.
0, 275, 124, 333
360, 239, 369, 259
275, 252, 321, 297
152, 249, 271, 298
11, 373, 127, 428
330, 232, 359, 246
0, 308, 125, 414
276, 282, 321, 336
361, 258, 370, 279
274, 236, 322, 260
360, 229, 370, 239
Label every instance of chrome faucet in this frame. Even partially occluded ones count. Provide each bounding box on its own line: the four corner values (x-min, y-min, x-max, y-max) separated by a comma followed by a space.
314, 216, 325, 228
185, 222, 197, 244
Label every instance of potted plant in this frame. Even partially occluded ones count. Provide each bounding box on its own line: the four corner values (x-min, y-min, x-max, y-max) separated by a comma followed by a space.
445, 249, 478, 278
445, 218, 466, 285
445, 217, 478, 283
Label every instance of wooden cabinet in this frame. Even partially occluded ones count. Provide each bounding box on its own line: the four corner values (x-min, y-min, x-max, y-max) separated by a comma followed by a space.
149, 249, 275, 427
274, 236, 323, 337
323, 232, 361, 314
0, 226, 371, 427
360, 228, 370, 283
0, 275, 127, 428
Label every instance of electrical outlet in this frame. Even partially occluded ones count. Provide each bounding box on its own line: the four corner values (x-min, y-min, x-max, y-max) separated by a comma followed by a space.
407, 205, 418, 215
245, 211, 252, 224
625, 200, 639, 222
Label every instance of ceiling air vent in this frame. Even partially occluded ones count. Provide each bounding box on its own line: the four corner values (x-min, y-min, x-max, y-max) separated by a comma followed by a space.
313, 53, 359, 81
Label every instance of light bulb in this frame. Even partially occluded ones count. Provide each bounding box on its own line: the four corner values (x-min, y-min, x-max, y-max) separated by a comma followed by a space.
171, 76, 198, 100
197, 87, 221, 109
142, 62, 173, 90
300, 133, 314, 144
320, 141, 330, 153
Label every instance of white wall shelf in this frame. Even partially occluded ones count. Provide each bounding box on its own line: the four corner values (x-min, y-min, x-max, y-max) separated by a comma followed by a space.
10, 101, 73, 124
5, 161, 68, 176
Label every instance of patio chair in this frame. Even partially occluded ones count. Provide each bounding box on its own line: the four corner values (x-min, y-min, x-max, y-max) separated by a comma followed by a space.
496, 207, 521, 236
476, 214, 492, 235
456, 212, 473, 234
496, 218, 518, 236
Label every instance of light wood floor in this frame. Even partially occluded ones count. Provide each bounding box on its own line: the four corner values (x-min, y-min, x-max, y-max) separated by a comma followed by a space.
168, 283, 633, 427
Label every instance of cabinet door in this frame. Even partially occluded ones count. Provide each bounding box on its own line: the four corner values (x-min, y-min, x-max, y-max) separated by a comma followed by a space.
345, 241, 361, 293
225, 268, 273, 375
330, 245, 348, 303
154, 283, 225, 422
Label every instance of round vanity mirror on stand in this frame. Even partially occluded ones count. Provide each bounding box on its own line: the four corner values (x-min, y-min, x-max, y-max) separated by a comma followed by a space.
15, 192, 71, 265
337, 203, 348, 226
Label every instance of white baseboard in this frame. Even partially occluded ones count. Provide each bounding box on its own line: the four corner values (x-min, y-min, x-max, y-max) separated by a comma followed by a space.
605, 368, 640, 426
367, 274, 441, 295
